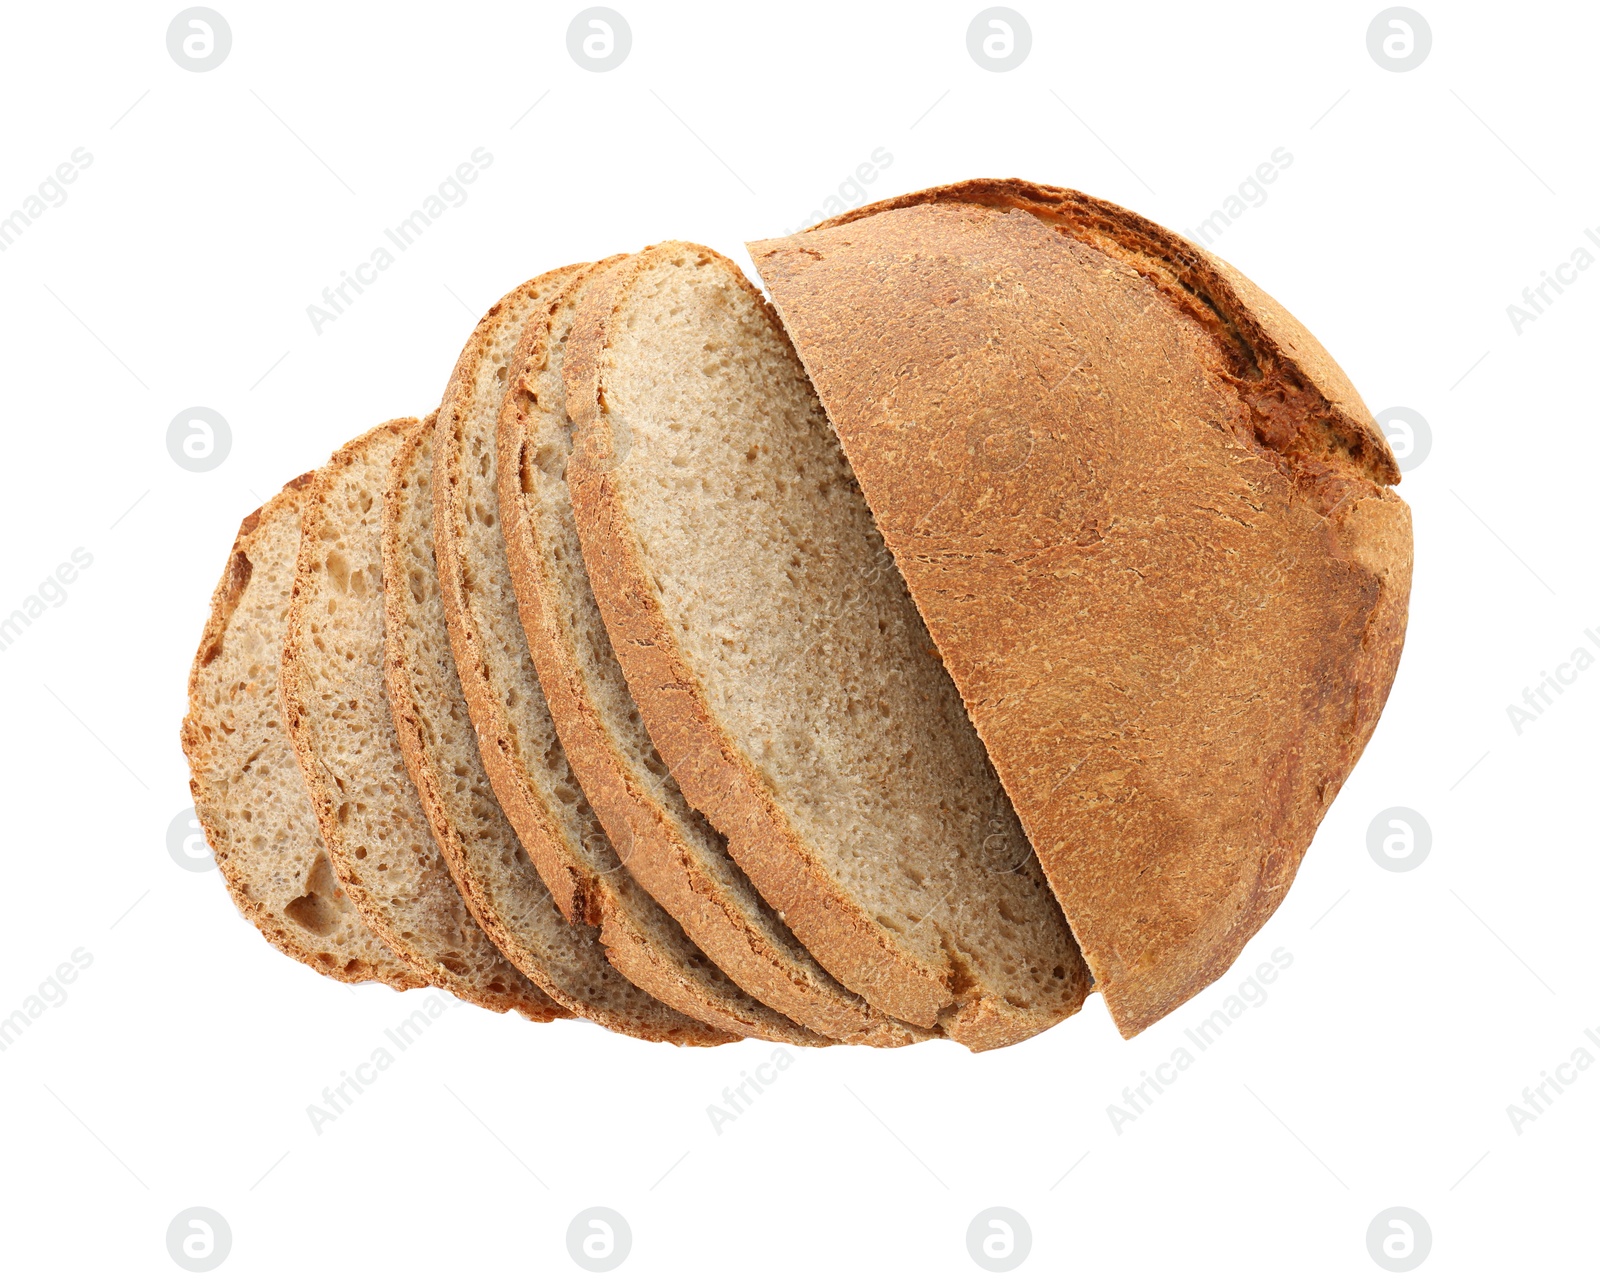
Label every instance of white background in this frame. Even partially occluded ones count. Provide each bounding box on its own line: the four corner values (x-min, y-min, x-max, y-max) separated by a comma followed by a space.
1, 1, 1594, 1275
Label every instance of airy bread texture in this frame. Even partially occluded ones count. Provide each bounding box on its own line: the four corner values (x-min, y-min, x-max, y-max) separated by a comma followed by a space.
434, 271, 819, 1044
383, 421, 733, 1044
281, 419, 565, 1021
182, 475, 422, 990
749, 179, 1414, 1036
565, 243, 1092, 1051
498, 260, 917, 1046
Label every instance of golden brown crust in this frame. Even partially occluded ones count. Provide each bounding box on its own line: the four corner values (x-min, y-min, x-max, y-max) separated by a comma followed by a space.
565, 246, 1022, 1041
809, 178, 1401, 490
750, 181, 1413, 1036
181, 475, 424, 991
281, 419, 565, 1022
499, 260, 922, 1047
382, 420, 744, 1045
432, 270, 814, 1044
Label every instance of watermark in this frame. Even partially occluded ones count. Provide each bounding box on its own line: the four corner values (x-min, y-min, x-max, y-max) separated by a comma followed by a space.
306, 149, 495, 336
0, 947, 94, 1053
782, 146, 895, 234
167, 407, 231, 472
567, 8, 631, 71
566, 1207, 631, 1272
166, 1206, 232, 1272
706, 1045, 798, 1134
1374, 406, 1431, 472
967, 8, 1031, 72
1365, 1207, 1431, 1271
306, 992, 459, 1134
168, 807, 215, 871
167, 8, 232, 72
1505, 224, 1600, 335
0, 547, 94, 656
579, 411, 633, 476
1183, 147, 1294, 247
966, 1207, 1031, 1272
1366, 9, 1431, 72
1505, 628, 1600, 735
0, 148, 94, 254
1366, 807, 1431, 872
1505, 1022, 1600, 1135
1107, 948, 1294, 1133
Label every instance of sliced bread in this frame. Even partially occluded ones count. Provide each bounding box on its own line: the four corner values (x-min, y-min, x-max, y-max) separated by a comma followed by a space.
564, 244, 1092, 1051
498, 259, 918, 1046
433, 271, 821, 1044
281, 419, 565, 1021
182, 474, 423, 990
748, 180, 1414, 1035
384, 419, 733, 1044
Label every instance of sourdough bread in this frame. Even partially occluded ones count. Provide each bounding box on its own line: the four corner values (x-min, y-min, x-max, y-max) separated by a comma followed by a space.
565, 243, 1092, 1051
281, 419, 565, 1021
748, 180, 1414, 1036
182, 475, 423, 989
498, 260, 917, 1046
434, 271, 820, 1044
384, 420, 733, 1044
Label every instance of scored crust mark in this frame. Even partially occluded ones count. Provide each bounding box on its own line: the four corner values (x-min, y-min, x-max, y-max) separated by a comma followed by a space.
748, 180, 1413, 1036
432, 267, 823, 1044
382, 419, 735, 1045
498, 259, 921, 1046
564, 242, 1092, 1052
280, 418, 566, 1022
181, 474, 424, 990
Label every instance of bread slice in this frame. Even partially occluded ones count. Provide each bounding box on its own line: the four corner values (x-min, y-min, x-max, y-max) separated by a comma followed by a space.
281, 419, 565, 1021
565, 244, 1091, 1051
383, 419, 733, 1044
748, 179, 1414, 1036
433, 270, 821, 1045
498, 260, 919, 1047
181, 475, 423, 990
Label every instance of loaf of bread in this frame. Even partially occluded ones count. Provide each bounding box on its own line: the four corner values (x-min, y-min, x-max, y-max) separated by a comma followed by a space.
749, 180, 1413, 1036
183, 176, 1410, 1050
